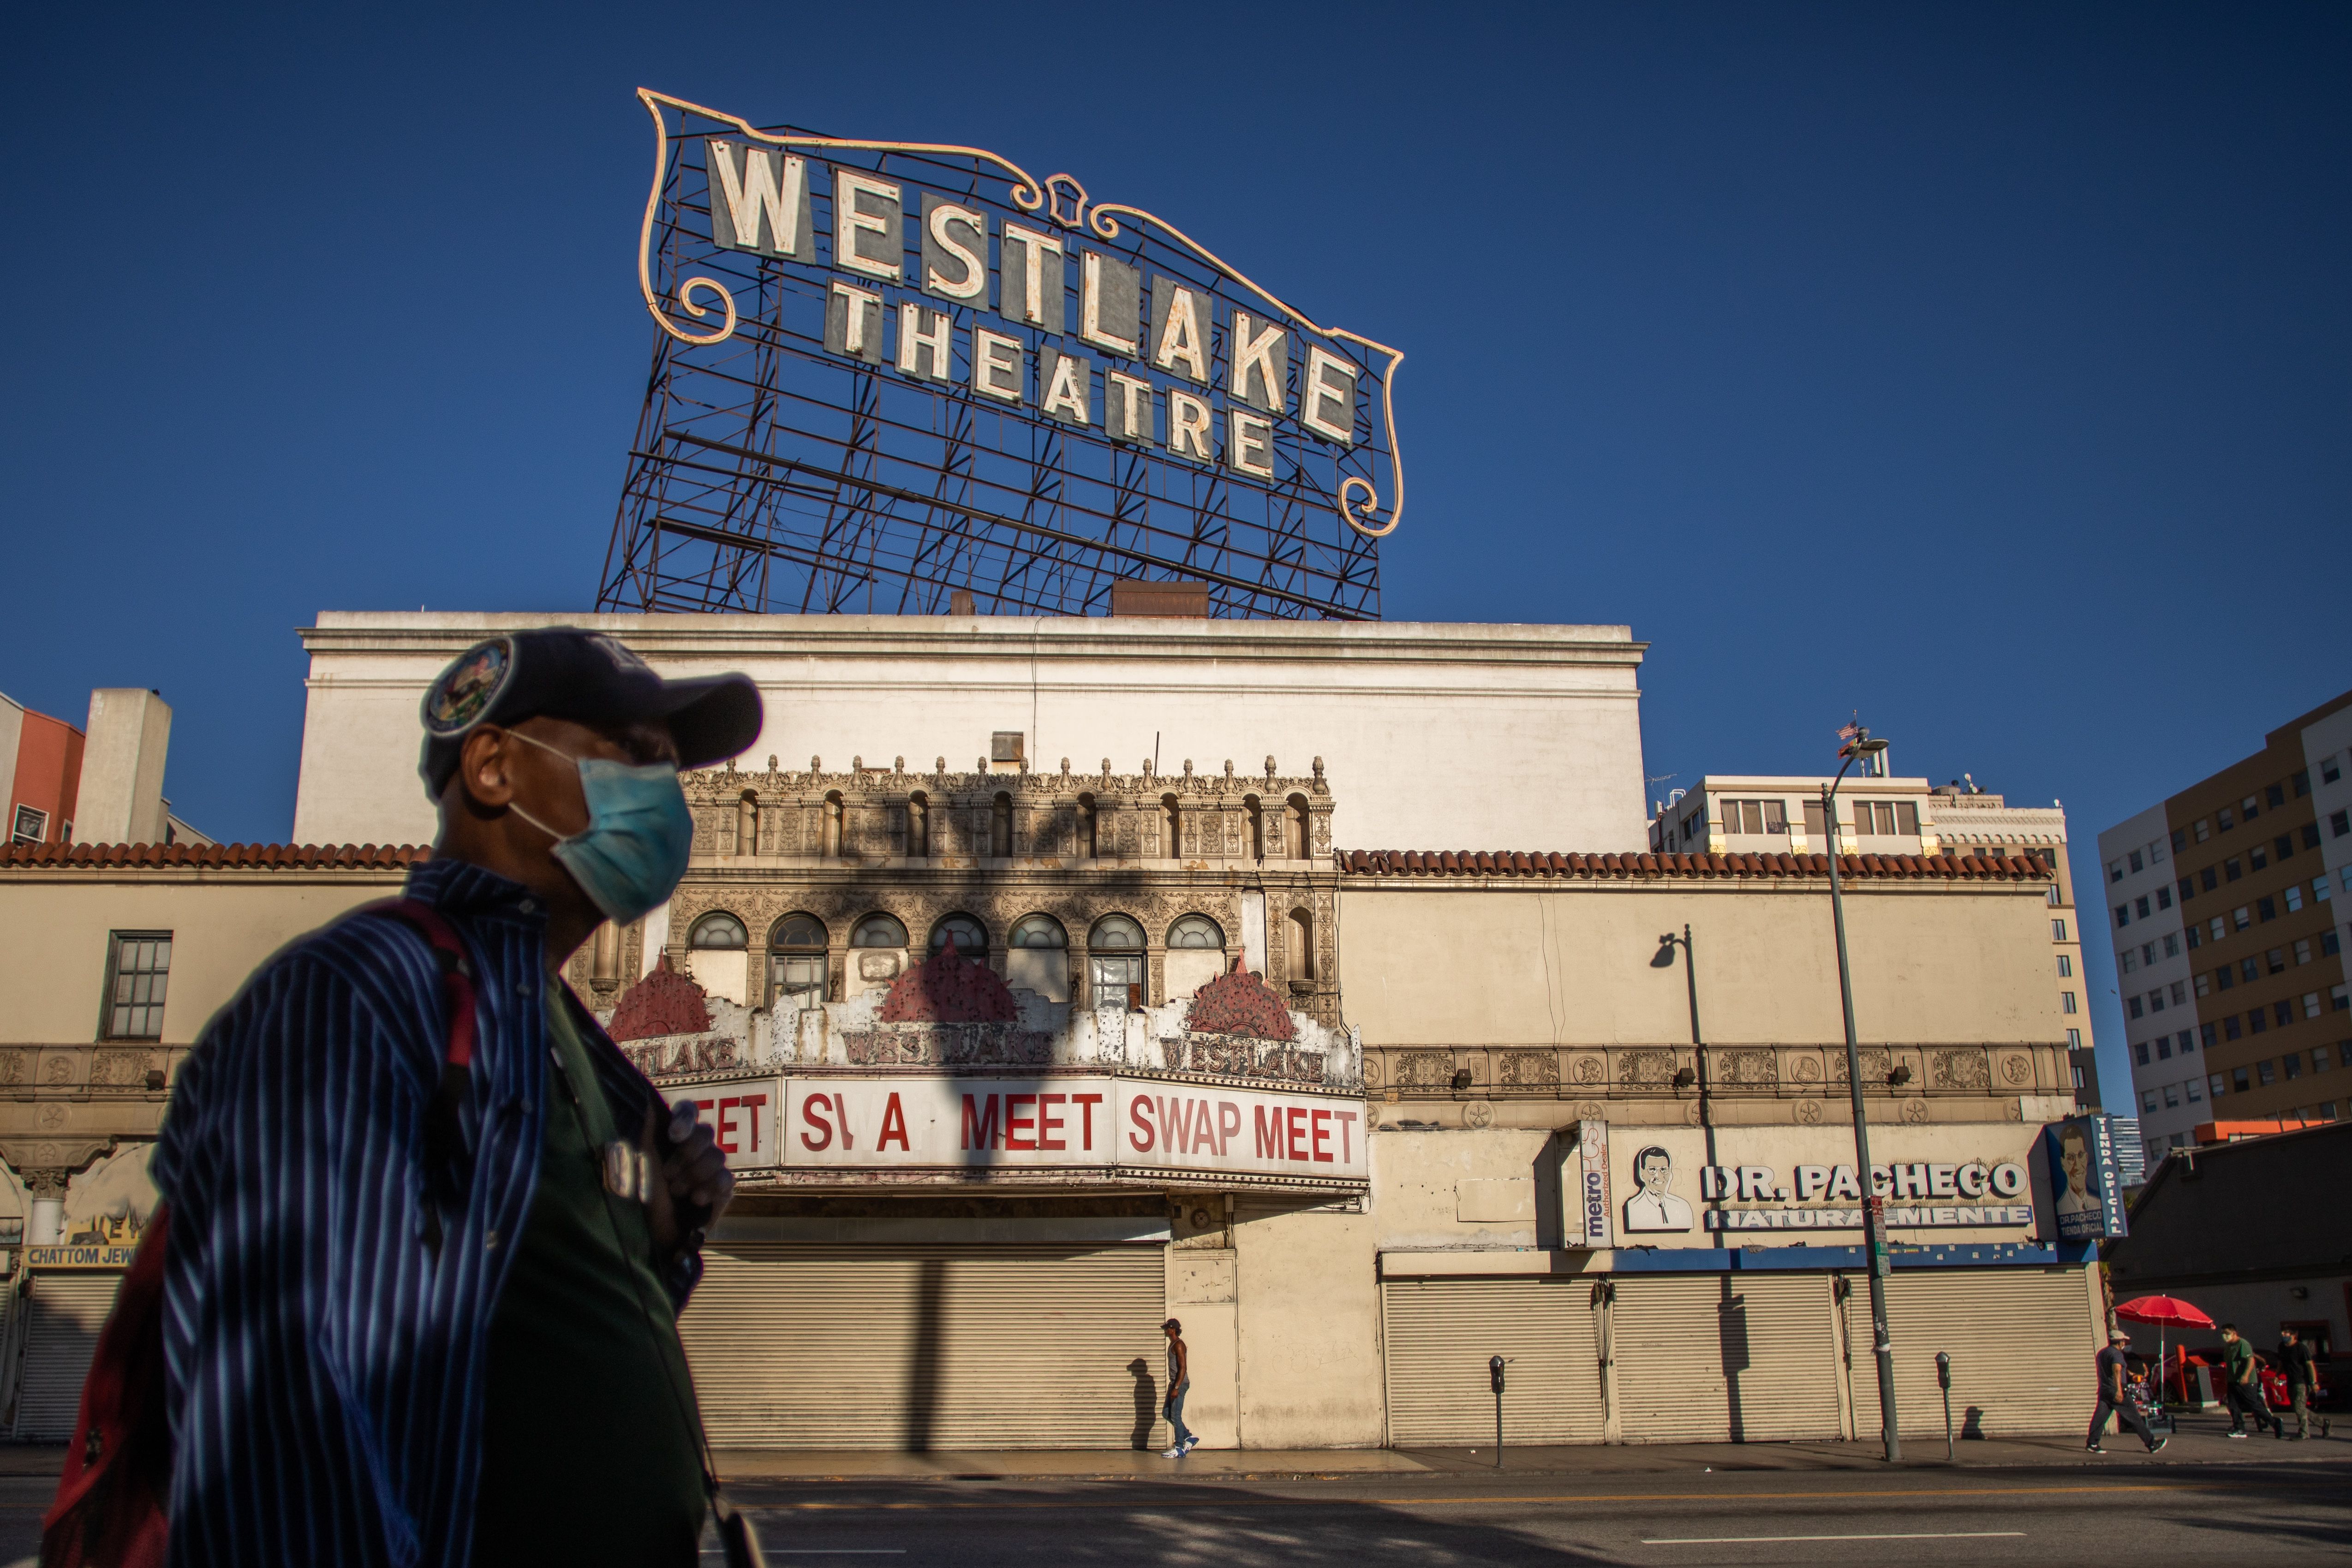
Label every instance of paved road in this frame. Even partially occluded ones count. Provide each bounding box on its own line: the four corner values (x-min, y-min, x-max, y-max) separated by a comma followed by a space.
717, 1461, 2352, 1565
5, 1458, 2346, 1563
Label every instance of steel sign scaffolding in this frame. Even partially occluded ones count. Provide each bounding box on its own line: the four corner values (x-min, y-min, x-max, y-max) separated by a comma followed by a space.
599, 91, 1402, 621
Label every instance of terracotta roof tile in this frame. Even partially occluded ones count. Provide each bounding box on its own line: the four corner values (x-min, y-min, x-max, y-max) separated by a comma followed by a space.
1338, 847, 2052, 882
0, 842, 429, 870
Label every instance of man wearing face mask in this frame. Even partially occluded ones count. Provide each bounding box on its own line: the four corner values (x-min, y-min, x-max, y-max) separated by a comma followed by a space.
147, 627, 762, 1568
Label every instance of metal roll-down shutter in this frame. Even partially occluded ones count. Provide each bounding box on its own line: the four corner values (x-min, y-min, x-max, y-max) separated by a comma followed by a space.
1382, 1276, 1605, 1446
14, 1274, 124, 1441
678, 1243, 1167, 1449
1612, 1274, 1843, 1443
1851, 1268, 2097, 1438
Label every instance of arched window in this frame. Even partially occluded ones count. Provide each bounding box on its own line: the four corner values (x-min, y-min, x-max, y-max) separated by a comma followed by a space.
688, 912, 747, 949
1285, 794, 1310, 859
1245, 795, 1264, 860
991, 792, 1013, 858
850, 912, 909, 948
1009, 913, 1068, 948
907, 791, 929, 858
1077, 794, 1098, 859
930, 913, 988, 958
1008, 912, 1069, 1002
769, 913, 827, 1008
1289, 906, 1315, 981
823, 791, 844, 858
1161, 793, 1181, 858
1089, 913, 1146, 1007
1168, 914, 1225, 948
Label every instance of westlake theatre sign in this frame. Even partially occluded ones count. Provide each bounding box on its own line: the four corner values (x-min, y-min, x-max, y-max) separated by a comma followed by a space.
668, 1071, 1368, 1193
605, 90, 1403, 621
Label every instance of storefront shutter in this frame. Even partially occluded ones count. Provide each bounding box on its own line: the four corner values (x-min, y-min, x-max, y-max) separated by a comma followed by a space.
1612, 1274, 1845, 1443
1853, 1268, 2097, 1437
14, 1274, 124, 1441
1380, 1276, 1605, 1446
678, 1243, 1167, 1449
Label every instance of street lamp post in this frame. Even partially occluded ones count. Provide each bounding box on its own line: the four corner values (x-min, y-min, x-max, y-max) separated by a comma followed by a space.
1824, 726, 1901, 1463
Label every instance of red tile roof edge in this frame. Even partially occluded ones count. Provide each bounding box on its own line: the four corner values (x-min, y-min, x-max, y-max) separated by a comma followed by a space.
0, 842, 430, 870
1337, 848, 2054, 881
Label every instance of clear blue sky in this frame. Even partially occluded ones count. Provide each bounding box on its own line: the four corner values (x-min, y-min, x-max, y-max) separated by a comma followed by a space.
3, 4, 2346, 1103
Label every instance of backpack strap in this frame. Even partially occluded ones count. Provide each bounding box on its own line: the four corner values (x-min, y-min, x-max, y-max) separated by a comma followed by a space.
364, 898, 481, 1251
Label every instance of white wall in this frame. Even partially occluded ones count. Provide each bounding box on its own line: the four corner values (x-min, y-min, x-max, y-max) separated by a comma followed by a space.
290, 613, 1651, 853
2097, 801, 2200, 1147
79, 689, 171, 846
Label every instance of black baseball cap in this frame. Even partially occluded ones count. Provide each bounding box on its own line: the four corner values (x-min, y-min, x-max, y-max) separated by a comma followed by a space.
418, 626, 763, 799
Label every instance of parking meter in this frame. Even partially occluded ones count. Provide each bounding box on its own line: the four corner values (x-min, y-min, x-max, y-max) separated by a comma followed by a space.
1489, 1355, 1508, 1465
1490, 1355, 1507, 1395
1935, 1352, 1954, 1459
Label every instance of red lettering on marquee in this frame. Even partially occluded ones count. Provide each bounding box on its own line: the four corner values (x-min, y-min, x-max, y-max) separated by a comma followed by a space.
1254, 1105, 1280, 1159
800, 1094, 834, 1151
1334, 1109, 1356, 1164
741, 1093, 766, 1152
1217, 1101, 1242, 1155
836, 1092, 854, 1151
1006, 1093, 1038, 1150
1074, 1093, 1102, 1150
1128, 1095, 1155, 1153
1286, 1105, 1307, 1162
1311, 1107, 1331, 1163
878, 1092, 910, 1151
1038, 1093, 1068, 1151
715, 1097, 743, 1155
961, 1094, 1003, 1151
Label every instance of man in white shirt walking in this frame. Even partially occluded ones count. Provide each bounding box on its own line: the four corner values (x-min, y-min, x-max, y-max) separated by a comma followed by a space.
1160, 1318, 1198, 1458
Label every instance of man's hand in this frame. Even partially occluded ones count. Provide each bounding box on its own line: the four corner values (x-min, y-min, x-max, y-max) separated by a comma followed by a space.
639, 1101, 735, 1257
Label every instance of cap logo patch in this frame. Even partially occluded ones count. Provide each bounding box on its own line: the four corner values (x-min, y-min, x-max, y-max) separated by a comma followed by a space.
589, 634, 651, 676
423, 637, 514, 736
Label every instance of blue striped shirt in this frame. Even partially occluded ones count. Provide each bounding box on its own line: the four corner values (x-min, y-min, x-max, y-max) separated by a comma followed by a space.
151, 858, 700, 1568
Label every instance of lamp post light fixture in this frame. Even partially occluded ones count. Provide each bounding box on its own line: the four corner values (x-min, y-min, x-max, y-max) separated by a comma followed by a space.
1654, 925, 1704, 1093
1824, 722, 1901, 1463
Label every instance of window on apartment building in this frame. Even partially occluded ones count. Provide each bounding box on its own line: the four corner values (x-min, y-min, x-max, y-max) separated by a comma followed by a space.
2323, 757, 2342, 786
2202, 1022, 2218, 1049
2252, 846, 2270, 871
2197, 973, 2213, 997
2288, 886, 2305, 913
2331, 811, 2350, 839
1849, 800, 1917, 836
2121, 950, 2139, 975
2067, 1028, 2083, 1050
2171, 981, 2187, 1005
2179, 1028, 2197, 1054
2072, 1064, 2085, 1090
2258, 1059, 2278, 1085
2304, 992, 2324, 1019
2258, 896, 2277, 923
2251, 1008, 2269, 1035
2195, 818, 2212, 843
2215, 966, 2234, 992
2225, 858, 2243, 882
2329, 932, 2346, 960
2186, 1077, 2203, 1102
10, 805, 45, 844
2268, 948, 2287, 975
2276, 834, 2296, 861
2141, 1089, 2159, 1113
2057, 954, 2072, 978
2163, 933, 2181, 958
2268, 783, 2286, 808
2132, 896, 2148, 919
2129, 849, 2144, 874
2212, 916, 2230, 941
2212, 1072, 2230, 1097
2245, 795, 2262, 821
2294, 769, 2311, 797
2234, 906, 2253, 932
2063, 991, 2079, 1014
1717, 799, 1788, 835
2048, 885, 2062, 906
2219, 806, 2236, 831
2053, 918, 2069, 941
2161, 1083, 2179, 1108
2242, 957, 2261, 983
2187, 924, 2203, 950
2115, 904, 2131, 930
2108, 859, 2125, 883
2286, 1051, 2304, 1080
2150, 989, 2168, 1014
2133, 1041, 2150, 1066
2156, 887, 2173, 910
2337, 984, 2351, 1011
2318, 1044, 2335, 1072
2127, 996, 2143, 1019
2177, 877, 2193, 904
2199, 866, 2217, 892
2304, 823, 2323, 851
2155, 1032, 2172, 1059
2172, 829, 2188, 853
101, 933, 172, 1040
2225, 1017, 2243, 1042
2150, 838, 2167, 864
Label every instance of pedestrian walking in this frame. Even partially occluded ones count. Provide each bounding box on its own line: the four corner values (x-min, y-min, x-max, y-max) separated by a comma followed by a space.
2279, 1327, 2319, 1440
52, 629, 762, 1568
2220, 1323, 2283, 1438
1161, 1318, 1200, 1457
2086, 1329, 2167, 1454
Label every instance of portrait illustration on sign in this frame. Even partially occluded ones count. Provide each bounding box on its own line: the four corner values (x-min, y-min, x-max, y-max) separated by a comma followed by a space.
1623, 1144, 1694, 1232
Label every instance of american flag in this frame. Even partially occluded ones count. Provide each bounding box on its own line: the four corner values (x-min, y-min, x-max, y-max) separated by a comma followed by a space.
1836, 720, 1865, 757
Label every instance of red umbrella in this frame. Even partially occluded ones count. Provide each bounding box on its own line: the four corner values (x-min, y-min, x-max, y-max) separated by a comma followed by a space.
2115, 1297, 2215, 1410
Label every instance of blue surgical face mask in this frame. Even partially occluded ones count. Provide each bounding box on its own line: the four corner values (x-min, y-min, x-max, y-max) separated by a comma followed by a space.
506, 731, 694, 925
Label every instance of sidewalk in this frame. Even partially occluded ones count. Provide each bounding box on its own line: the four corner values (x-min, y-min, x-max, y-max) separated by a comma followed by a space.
712, 1410, 2351, 1483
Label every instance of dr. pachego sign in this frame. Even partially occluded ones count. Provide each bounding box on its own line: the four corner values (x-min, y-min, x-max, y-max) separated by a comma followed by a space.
667, 1072, 1367, 1189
